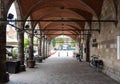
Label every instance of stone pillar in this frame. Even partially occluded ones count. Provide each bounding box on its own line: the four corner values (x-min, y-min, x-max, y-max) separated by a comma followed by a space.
38, 38, 42, 56
46, 38, 48, 58
86, 35, 90, 62
41, 36, 44, 58
47, 40, 50, 57
47, 40, 49, 56
0, 23, 9, 82
78, 37, 81, 54
17, 30, 26, 71
38, 38, 43, 62
27, 34, 35, 68
47, 40, 51, 57
44, 38, 46, 58
45, 37, 48, 58
42, 36, 46, 59
0, 0, 9, 82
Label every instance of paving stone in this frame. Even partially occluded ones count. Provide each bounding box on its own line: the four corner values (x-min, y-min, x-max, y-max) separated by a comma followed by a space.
5, 52, 119, 84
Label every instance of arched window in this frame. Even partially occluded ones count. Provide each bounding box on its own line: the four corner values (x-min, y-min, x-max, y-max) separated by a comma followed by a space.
6, 3, 17, 44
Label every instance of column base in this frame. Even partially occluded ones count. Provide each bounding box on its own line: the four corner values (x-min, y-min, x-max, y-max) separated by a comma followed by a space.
19, 65, 26, 72
46, 56, 49, 58
43, 56, 46, 60
39, 57, 43, 63
37, 57, 42, 63
0, 72, 9, 82
27, 60, 35, 68
35, 57, 43, 63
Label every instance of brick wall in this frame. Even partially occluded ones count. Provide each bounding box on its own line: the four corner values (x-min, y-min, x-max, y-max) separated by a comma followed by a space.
90, 0, 120, 82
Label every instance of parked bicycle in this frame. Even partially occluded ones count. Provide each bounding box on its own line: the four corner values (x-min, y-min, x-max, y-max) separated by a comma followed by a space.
89, 55, 104, 72
76, 53, 82, 62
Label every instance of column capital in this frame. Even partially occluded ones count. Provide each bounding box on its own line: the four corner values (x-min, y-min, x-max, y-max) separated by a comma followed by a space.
29, 34, 34, 38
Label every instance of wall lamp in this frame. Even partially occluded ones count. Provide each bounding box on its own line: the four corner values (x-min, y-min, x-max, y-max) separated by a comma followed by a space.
7, 13, 14, 20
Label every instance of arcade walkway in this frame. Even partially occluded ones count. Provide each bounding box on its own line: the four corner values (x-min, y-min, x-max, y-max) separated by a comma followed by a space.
6, 51, 119, 84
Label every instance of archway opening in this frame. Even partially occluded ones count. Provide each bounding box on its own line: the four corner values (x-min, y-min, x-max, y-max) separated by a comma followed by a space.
50, 35, 76, 57
6, 2, 18, 61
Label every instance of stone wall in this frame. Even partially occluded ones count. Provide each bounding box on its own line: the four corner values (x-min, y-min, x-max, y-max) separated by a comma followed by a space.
90, 0, 120, 82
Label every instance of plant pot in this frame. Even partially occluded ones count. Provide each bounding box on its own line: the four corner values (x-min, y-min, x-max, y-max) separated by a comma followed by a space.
27, 60, 35, 68
6, 61, 20, 73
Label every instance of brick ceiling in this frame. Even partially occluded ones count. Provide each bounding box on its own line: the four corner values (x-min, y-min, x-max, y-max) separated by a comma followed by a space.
17, 0, 105, 39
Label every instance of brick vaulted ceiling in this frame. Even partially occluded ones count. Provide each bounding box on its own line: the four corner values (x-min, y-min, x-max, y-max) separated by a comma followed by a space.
17, 0, 105, 39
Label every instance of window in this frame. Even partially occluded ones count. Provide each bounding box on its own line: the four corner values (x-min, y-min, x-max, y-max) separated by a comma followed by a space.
117, 36, 120, 59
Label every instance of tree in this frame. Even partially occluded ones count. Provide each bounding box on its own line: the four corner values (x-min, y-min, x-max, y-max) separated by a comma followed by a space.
71, 39, 75, 47
24, 38, 30, 48
34, 37, 38, 44
55, 38, 64, 46
51, 39, 56, 48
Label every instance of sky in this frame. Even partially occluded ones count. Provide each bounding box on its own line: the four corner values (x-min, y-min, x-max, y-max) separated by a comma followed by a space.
8, 3, 17, 19
7, 3, 17, 30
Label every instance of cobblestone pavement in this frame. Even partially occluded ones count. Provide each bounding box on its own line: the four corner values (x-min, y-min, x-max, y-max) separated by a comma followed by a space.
5, 51, 119, 84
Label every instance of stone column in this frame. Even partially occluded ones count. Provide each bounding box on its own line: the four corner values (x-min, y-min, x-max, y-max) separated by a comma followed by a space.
41, 36, 43, 59
0, 0, 9, 82
78, 37, 81, 54
44, 38, 47, 58
38, 38, 43, 62
86, 35, 90, 62
47, 40, 49, 56
38, 38, 42, 56
47, 40, 51, 57
0, 23, 9, 82
27, 34, 35, 68
17, 29, 26, 71
42, 36, 46, 59
46, 38, 48, 58
44, 37, 48, 58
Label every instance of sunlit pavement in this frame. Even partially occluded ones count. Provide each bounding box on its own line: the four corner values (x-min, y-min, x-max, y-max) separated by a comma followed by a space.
6, 50, 119, 84
51, 50, 74, 57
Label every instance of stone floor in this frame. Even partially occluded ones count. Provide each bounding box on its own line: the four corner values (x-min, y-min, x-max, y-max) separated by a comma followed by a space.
4, 51, 120, 84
